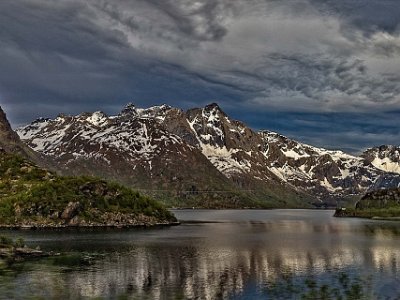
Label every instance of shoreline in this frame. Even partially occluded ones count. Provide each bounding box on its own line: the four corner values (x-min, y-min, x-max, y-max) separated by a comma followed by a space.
334, 215, 400, 221
0, 221, 181, 230
169, 207, 334, 210
334, 208, 400, 221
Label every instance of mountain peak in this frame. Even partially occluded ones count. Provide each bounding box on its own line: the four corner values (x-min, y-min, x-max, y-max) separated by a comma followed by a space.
203, 103, 226, 115
0, 106, 22, 150
201, 103, 228, 121
205, 103, 220, 110
0, 106, 44, 165
0, 105, 14, 131
84, 111, 109, 126
120, 103, 137, 116
32, 117, 50, 124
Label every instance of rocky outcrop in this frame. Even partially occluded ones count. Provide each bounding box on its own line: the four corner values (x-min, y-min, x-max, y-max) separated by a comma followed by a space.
0, 106, 51, 169
61, 202, 82, 221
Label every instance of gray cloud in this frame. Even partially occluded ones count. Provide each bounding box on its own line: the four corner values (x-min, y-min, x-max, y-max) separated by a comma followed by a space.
0, 0, 399, 151
309, 0, 400, 35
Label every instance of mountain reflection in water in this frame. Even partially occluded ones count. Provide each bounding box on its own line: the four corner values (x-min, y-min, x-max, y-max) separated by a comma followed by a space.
1, 209, 400, 299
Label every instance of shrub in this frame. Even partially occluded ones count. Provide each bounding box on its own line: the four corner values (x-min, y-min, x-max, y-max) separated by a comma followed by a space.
0, 235, 13, 246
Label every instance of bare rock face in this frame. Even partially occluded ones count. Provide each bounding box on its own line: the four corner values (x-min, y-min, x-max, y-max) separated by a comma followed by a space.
0, 106, 48, 167
61, 202, 82, 221
0, 106, 24, 152
16, 103, 400, 206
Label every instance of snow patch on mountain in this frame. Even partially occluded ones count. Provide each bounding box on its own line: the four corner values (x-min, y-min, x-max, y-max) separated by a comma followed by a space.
200, 144, 251, 175
17, 105, 186, 165
85, 111, 108, 127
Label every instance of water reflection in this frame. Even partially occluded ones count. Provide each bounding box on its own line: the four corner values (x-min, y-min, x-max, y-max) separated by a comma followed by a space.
1, 210, 400, 299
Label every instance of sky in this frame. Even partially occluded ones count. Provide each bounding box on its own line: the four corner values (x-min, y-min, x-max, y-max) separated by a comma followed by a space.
0, 0, 399, 154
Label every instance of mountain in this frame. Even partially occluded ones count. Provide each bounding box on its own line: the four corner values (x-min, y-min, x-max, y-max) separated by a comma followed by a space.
362, 145, 400, 174
16, 104, 311, 208
16, 103, 400, 207
260, 131, 387, 202
0, 106, 44, 166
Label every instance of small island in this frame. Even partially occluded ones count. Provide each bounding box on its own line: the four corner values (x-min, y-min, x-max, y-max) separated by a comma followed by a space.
0, 235, 56, 263
334, 188, 400, 220
0, 151, 178, 228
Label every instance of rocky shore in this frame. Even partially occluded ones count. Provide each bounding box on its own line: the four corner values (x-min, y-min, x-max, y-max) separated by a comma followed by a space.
0, 235, 59, 261
0, 246, 56, 260
0, 220, 180, 230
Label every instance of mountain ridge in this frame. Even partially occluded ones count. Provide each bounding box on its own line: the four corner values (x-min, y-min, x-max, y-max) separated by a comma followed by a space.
16, 103, 400, 207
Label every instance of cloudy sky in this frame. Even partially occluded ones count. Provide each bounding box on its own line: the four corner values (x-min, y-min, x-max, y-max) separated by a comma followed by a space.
1, 0, 399, 154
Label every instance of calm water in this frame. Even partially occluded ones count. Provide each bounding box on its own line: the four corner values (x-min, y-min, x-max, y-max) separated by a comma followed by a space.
1, 209, 400, 299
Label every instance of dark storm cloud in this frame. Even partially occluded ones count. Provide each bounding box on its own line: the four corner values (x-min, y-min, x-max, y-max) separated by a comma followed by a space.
236, 110, 400, 154
0, 0, 399, 151
249, 53, 400, 111
146, 0, 230, 41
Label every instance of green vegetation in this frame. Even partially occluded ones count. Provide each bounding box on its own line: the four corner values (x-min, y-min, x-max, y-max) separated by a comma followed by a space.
335, 207, 400, 220
0, 152, 176, 226
140, 183, 313, 209
335, 188, 400, 220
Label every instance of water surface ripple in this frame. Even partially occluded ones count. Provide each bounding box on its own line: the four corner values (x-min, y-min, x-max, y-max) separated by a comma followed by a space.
1, 209, 400, 299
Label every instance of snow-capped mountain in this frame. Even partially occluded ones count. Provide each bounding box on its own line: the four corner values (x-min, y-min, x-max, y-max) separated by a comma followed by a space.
17, 103, 400, 206
260, 131, 384, 201
362, 145, 400, 174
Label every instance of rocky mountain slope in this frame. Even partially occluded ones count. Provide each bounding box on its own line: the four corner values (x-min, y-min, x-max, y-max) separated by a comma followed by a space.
17, 103, 400, 207
16, 104, 310, 208
362, 145, 400, 174
0, 106, 45, 167
260, 131, 387, 202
